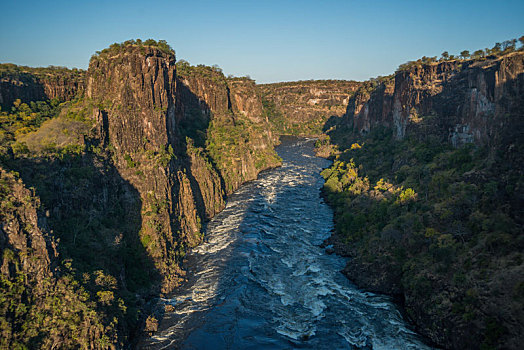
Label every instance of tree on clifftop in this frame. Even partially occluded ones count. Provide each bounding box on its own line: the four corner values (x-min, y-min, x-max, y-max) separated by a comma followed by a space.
472, 49, 485, 59
489, 42, 502, 55
460, 50, 470, 59
502, 39, 517, 53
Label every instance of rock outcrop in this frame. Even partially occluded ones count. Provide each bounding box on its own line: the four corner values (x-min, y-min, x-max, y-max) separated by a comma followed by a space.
0, 64, 84, 108
258, 80, 360, 136
326, 51, 524, 349
344, 52, 524, 147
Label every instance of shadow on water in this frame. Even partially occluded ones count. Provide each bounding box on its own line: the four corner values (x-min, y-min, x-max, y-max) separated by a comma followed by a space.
1, 74, 236, 346
141, 137, 435, 349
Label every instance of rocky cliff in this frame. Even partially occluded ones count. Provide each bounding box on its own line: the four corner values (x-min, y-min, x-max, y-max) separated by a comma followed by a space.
87, 44, 198, 294
0, 41, 281, 348
176, 63, 280, 194
344, 52, 524, 146
87, 44, 279, 294
324, 51, 524, 349
0, 167, 119, 348
258, 80, 360, 136
0, 64, 84, 109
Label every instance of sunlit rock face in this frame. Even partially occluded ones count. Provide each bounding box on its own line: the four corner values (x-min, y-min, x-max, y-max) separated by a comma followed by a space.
0, 65, 84, 109
344, 52, 524, 147
86, 45, 281, 294
258, 80, 361, 136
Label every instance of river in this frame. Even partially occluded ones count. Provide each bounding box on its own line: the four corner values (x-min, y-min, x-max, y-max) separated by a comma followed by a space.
140, 137, 433, 349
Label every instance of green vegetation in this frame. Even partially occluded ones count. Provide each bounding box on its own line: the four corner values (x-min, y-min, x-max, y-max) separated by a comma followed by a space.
1, 149, 156, 347
0, 270, 115, 349
0, 63, 84, 81
91, 39, 175, 60
0, 98, 61, 155
261, 94, 287, 133
397, 36, 524, 71
206, 115, 281, 193
17, 97, 94, 157
351, 75, 393, 97
0, 170, 119, 348
0, 96, 96, 159
322, 126, 523, 347
176, 59, 227, 85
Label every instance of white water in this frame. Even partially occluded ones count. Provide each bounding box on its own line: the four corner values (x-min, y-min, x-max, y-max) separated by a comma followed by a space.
141, 137, 433, 349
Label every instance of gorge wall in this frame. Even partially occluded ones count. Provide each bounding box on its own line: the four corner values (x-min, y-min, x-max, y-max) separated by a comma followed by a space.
0, 64, 84, 109
323, 51, 524, 349
343, 51, 524, 147
258, 80, 360, 136
0, 42, 280, 348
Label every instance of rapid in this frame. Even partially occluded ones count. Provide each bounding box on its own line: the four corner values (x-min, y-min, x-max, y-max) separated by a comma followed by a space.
141, 137, 433, 349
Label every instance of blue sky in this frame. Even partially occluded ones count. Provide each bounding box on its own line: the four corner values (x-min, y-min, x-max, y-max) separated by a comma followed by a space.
1, 0, 522, 83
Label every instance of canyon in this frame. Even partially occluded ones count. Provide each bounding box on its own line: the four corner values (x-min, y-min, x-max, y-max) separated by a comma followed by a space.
0, 40, 522, 349
324, 51, 523, 349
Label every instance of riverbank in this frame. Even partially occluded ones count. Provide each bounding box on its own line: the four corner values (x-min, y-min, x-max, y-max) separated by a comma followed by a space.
140, 137, 433, 349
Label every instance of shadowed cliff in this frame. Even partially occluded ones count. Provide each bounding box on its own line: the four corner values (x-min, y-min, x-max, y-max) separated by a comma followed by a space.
322, 50, 524, 349
0, 40, 281, 348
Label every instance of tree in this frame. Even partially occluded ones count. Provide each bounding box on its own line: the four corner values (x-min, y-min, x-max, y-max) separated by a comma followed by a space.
502, 39, 517, 53
211, 64, 223, 74
490, 42, 502, 55
460, 50, 470, 59
472, 50, 485, 59
441, 51, 450, 60
144, 39, 156, 46
421, 56, 437, 64
519, 36, 524, 50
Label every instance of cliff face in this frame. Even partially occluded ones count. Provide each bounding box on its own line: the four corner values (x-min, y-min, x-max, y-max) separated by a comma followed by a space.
344, 52, 524, 146
0, 64, 84, 108
228, 78, 266, 123
258, 80, 360, 136
0, 168, 115, 349
177, 64, 280, 194
87, 46, 203, 293
86, 45, 280, 294
325, 51, 524, 350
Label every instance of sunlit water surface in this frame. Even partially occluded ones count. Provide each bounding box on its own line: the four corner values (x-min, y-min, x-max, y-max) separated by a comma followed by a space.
140, 137, 433, 349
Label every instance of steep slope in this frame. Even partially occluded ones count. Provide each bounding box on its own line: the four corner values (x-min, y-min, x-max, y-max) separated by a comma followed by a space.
258, 80, 360, 136
176, 62, 281, 194
0, 168, 118, 348
323, 51, 524, 349
0, 40, 281, 348
0, 63, 84, 109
